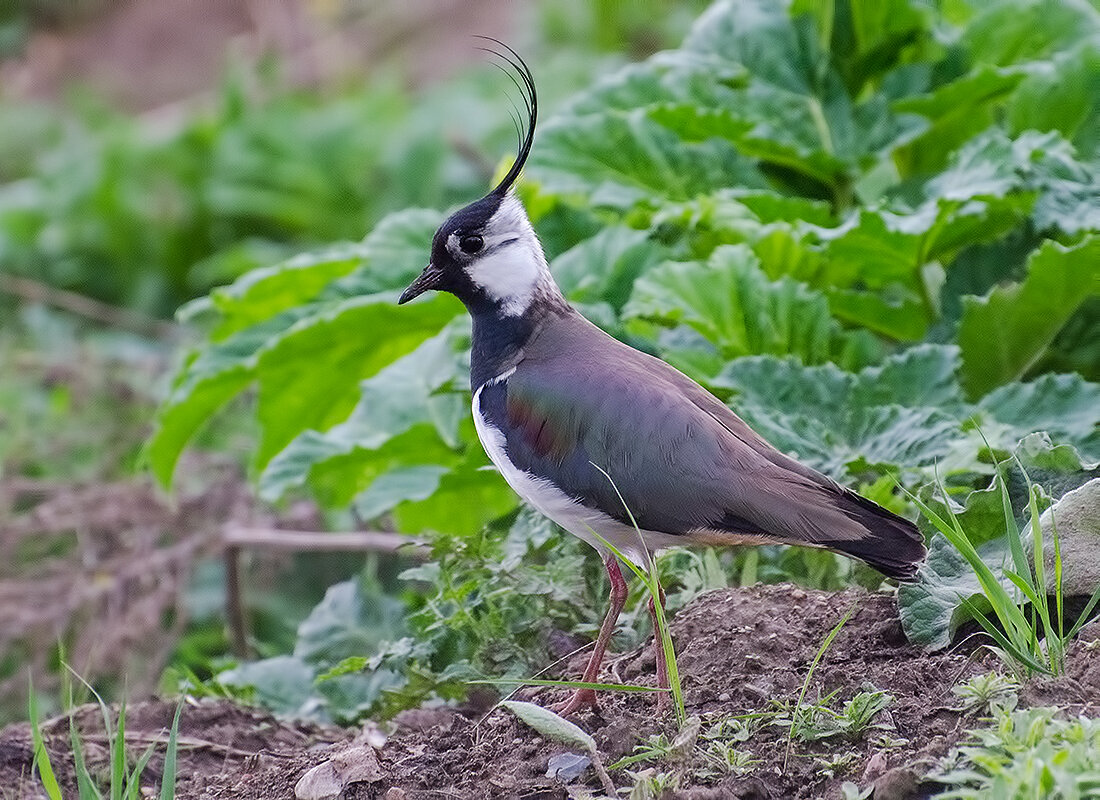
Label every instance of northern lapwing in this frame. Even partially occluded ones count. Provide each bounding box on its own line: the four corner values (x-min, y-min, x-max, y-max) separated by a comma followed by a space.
398, 42, 927, 716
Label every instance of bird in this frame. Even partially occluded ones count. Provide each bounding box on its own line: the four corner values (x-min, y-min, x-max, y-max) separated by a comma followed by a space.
398, 41, 927, 716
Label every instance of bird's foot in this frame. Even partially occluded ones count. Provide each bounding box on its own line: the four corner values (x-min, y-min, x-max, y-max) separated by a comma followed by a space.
552, 688, 598, 717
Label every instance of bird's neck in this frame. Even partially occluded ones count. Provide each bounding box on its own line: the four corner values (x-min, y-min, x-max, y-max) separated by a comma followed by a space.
469, 289, 571, 390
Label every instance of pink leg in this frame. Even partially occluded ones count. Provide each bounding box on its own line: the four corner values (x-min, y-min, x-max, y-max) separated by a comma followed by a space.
554, 556, 628, 716
647, 586, 670, 712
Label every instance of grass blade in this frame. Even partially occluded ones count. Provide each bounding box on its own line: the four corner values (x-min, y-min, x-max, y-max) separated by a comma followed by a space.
1066, 583, 1100, 641
70, 708, 103, 800
783, 601, 855, 771
28, 682, 64, 800
158, 702, 184, 800
959, 596, 1051, 676
111, 699, 126, 800
124, 742, 157, 800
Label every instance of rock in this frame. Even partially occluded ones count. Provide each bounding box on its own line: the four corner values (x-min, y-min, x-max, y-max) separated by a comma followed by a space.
295, 761, 342, 800
294, 745, 383, 800
1036, 479, 1100, 597
861, 750, 889, 782
873, 766, 920, 800
546, 752, 591, 781
333, 744, 384, 784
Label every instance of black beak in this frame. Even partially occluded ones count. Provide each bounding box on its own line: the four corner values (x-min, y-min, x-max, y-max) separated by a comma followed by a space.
398, 263, 443, 304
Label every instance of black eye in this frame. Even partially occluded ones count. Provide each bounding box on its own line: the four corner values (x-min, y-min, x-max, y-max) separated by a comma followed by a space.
459, 234, 484, 254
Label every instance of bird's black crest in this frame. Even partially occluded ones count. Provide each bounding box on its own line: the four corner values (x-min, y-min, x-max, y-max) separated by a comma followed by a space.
474, 36, 537, 198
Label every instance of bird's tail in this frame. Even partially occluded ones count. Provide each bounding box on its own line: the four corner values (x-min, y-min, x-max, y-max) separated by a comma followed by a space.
820, 488, 926, 582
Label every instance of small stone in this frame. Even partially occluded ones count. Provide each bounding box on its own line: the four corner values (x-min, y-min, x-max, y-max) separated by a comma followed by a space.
295, 761, 342, 800
718, 692, 731, 702
383, 789, 407, 800
333, 745, 384, 784
874, 766, 919, 800
861, 751, 889, 782
294, 746, 384, 800
547, 752, 591, 781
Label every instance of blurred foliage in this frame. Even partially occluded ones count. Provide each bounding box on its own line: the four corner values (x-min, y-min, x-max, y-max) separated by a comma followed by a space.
0, 308, 163, 482
0, 58, 595, 317
3, 0, 1098, 725
150, 0, 1100, 720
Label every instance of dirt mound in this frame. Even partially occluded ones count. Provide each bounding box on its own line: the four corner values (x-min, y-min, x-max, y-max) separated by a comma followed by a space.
4, 584, 1099, 799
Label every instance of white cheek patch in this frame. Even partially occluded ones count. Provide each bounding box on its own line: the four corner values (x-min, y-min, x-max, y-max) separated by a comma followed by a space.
466, 242, 541, 316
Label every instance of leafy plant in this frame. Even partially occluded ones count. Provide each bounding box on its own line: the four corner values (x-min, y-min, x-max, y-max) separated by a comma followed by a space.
902, 456, 1100, 676
29, 673, 183, 800
932, 707, 1100, 799
952, 671, 1019, 716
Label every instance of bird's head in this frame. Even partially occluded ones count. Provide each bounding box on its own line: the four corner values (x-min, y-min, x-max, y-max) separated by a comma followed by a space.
399, 41, 558, 319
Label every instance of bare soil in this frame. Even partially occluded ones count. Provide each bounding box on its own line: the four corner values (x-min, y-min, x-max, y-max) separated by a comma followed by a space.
4, 584, 1099, 799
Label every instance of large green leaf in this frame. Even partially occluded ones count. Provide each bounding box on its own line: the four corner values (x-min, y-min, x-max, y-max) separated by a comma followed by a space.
892, 67, 1026, 176
683, 0, 919, 162
179, 208, 442, 338
899, 435, 1100, 649
980, 373, 1100, 462
958, 236, 1100, 398
927, 129, 1100, 236
148, 305, 318, 486
961, 0, 1100, 68
623, 244, 878, 367
259, 324, 468, 502
252, 294, 459, 468
182, 244, 366, 338
550, 226, 669, 311
712, 345, 965, 478
1008, 40, 1100, 159
387, 452, 518, 536
530, 110, 767, 209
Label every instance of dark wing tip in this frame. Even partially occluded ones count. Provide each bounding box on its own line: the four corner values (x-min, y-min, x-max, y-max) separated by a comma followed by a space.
473, 36, 537, 197
832, 488, 928, 582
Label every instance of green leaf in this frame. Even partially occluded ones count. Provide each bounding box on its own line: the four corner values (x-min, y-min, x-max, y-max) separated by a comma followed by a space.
194, 244, 366, 338
928, 128, 1100, 236
1008, 40, 1100, 159
892, 67, 1026, 176
958, 236, 1100, 398
500, 700, 597, 754
530, 109, 767, 209
388, 453, 517, 536
258, 324, 466, 503
148, 307, 311, 486
712, 346, 965, 478
218, 656, 320, 717
980, 373, 1100, 461
253, 294, 459, 467
624, 244, 879, 368
149, 205, 451, 486
323, 207, 443, 298
961, 0, 1100, 68
682, 0, 920, 168
294, 579, 407, 666
551, 226, 668, 311
353, 465, 451, 521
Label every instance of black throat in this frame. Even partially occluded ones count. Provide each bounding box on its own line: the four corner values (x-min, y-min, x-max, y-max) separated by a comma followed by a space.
468, 296, 571, 390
